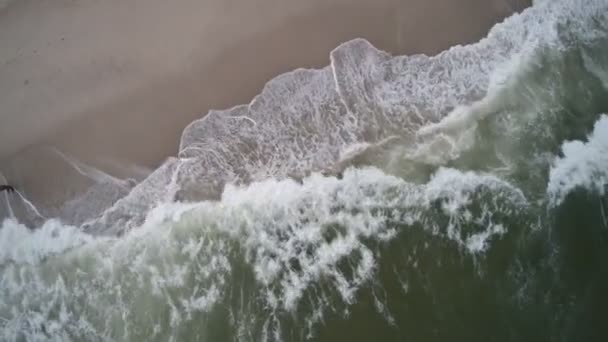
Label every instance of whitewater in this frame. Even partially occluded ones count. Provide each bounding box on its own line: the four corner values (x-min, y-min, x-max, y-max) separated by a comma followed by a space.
2, 0, 608, 341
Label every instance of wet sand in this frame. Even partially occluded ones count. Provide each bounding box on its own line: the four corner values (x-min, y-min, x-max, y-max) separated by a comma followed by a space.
0, 0, 529, 179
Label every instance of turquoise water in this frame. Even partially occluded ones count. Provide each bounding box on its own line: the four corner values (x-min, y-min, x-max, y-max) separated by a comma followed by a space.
2, 0, 608, 341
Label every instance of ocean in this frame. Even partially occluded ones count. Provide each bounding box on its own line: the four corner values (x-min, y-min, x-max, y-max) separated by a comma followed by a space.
1, 0, 608, 340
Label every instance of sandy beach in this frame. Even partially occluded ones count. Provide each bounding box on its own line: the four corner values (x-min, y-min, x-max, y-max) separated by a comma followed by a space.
0, 0, 528, 198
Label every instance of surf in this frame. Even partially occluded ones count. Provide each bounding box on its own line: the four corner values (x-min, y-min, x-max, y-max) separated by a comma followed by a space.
2, 0, 608, 341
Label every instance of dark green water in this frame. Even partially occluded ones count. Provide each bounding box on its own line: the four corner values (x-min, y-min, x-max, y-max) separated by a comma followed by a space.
2, 0, 608, 341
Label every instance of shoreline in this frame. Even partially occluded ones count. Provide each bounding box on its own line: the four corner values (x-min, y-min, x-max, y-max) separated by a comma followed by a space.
1, 0, 529, 168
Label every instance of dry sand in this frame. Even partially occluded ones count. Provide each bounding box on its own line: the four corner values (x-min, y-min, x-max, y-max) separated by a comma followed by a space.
1, 0, 529, 182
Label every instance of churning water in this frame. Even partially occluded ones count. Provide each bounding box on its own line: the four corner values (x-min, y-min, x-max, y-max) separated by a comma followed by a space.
2, 0, 608, 341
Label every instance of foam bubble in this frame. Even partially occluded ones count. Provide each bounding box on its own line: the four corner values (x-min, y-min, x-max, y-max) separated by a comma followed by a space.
548, 114, 608, 205
1, 166, 525, 340
74, 0, 607, 235
415, 0, 608, 162
0, 218, 93, 265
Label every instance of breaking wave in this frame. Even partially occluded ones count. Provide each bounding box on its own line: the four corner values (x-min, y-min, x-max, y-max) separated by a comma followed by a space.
2, 0, 608, 341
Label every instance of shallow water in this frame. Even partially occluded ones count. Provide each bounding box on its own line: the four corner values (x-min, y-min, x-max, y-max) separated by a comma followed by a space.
2, 0, 608, 341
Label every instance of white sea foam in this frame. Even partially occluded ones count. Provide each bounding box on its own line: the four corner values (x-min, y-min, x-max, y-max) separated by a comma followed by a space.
416, 0, 608, 155
0, 219, 93, 265
73, 0, 605, 235
0, 167, 525, 340
548, 114, 608, 206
